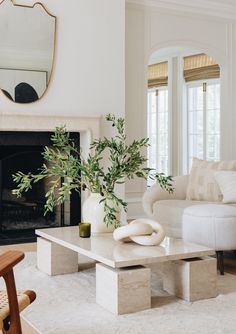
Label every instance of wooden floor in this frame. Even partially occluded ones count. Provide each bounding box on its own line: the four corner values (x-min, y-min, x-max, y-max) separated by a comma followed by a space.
0, 242, 37, 254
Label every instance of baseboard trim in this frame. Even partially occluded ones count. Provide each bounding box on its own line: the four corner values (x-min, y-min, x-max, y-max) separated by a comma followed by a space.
127, 215, 147, 220
126, 196, 145, 219
126, 197, 143, 203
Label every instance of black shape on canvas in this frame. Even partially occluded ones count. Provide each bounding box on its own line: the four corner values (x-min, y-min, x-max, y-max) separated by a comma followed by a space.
15, 82, 39, 103
2, 89, 13, 101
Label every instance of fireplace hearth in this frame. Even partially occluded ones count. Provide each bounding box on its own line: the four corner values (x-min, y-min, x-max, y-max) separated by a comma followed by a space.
0, 131, 81, 245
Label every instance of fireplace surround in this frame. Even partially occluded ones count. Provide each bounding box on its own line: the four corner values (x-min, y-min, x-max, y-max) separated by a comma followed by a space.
0, 113, 100, 244
0, 130, 81, 244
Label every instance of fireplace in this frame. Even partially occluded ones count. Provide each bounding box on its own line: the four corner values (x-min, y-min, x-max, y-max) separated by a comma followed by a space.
0, 131, 81, 244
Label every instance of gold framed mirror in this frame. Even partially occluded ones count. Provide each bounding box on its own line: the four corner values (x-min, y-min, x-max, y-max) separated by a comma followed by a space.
0, 0, 56, 104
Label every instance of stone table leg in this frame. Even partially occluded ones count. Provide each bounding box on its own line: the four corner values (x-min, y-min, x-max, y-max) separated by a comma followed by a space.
162, 256, 217, 302
37, 237, 78, 276
96, 263, 151, 315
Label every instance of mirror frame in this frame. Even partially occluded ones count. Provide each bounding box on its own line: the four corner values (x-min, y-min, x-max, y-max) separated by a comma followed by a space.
0, 0, 57, 104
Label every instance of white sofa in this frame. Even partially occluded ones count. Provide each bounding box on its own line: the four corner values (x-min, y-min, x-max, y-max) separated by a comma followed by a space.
142, 175, 236, 274
143, 175, 198, 238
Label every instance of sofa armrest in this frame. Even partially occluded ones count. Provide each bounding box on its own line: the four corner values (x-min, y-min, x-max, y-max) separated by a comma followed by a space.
142, 175, 189, 217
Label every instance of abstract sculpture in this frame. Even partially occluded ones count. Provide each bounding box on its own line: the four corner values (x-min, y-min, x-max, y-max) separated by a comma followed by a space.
113, 218, 165, 246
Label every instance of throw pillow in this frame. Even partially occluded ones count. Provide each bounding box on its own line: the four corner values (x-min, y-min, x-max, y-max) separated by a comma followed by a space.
214, 171, 236, 203
186, 158, 236, 201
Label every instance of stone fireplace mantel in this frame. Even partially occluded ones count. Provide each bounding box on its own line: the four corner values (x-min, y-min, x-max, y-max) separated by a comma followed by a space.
0, 113, 101, 158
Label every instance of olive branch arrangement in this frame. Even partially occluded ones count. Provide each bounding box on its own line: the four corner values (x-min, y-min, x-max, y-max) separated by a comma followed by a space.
12, 114, 173, 228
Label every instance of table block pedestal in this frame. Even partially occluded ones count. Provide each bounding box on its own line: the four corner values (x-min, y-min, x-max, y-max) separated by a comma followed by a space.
96, 263, 151, 315
37, 237, 78, 275
162, 256, 217, 302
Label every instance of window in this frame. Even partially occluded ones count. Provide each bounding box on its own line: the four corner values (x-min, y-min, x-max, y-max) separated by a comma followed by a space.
147, 87, 169, 181
147, 53, 220, 178
186, 79, 220, 171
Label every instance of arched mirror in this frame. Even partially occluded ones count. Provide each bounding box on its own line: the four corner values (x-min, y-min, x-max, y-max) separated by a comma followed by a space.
0, 0, 56, 104
147, 47, 221, 179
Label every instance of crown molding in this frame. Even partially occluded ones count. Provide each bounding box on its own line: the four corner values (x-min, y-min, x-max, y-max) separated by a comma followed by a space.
126, 0, 236, 20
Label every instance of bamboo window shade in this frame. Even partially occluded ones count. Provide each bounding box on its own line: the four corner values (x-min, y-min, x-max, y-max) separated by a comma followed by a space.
183, 53, 220, 82
148, 61, 168, 88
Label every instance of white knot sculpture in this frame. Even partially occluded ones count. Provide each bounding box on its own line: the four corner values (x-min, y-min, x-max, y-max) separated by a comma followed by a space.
113, 218, 165, 246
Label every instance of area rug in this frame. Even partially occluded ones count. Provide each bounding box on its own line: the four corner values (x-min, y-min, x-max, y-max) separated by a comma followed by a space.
5, 252, 236, 334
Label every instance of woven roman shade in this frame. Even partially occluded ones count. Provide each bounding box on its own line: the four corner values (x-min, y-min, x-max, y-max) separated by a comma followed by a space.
148, 61, 168, 88
183, 53, 220, 82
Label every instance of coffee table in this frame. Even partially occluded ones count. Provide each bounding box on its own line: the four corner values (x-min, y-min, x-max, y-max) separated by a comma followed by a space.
36, 226, 217, 315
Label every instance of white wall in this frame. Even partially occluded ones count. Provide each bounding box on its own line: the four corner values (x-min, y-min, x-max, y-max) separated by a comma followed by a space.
125, 4, 147, 218
0, 0, 125, 126
125, 2, 236, 218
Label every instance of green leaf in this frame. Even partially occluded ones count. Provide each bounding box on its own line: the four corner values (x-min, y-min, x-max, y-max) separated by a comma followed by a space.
11, 114, 174, 228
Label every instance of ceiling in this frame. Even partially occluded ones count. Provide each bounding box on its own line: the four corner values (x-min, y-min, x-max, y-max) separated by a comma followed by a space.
206, 0, 236, 5
126, 0, 236, 19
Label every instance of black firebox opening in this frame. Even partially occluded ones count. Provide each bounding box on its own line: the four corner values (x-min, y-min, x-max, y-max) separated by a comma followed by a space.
0, 131, 81, 245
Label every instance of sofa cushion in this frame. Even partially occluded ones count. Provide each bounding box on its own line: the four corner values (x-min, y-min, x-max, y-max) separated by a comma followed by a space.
152, 199, 207, 238
186, 158, 236, 202
214, 171, 236, 203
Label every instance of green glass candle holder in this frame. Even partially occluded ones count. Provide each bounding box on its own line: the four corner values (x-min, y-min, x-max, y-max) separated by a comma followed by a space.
79, 222, 91, 238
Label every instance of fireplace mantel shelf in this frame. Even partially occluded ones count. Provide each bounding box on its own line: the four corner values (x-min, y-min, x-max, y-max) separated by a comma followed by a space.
0, 113, 101, 136
0, 113, 101, 159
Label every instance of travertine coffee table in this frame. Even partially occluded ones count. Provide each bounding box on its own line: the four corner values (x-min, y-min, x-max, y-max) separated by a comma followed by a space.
36, 226, 217, 315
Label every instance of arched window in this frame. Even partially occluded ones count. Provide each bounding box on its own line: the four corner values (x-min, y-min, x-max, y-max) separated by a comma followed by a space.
147, 50, 220, 178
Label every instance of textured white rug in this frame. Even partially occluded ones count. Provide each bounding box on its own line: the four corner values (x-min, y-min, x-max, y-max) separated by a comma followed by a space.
5, 253, 236, 334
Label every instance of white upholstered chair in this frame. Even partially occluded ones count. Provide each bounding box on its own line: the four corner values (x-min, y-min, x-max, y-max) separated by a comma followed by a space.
142, 175, 236, 274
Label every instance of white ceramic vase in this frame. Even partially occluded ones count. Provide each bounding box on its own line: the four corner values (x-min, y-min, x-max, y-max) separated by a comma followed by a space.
82, 193, 115, 233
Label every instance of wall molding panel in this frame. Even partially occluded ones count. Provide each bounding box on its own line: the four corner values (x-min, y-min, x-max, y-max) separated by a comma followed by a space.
125, 1, 235, 218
